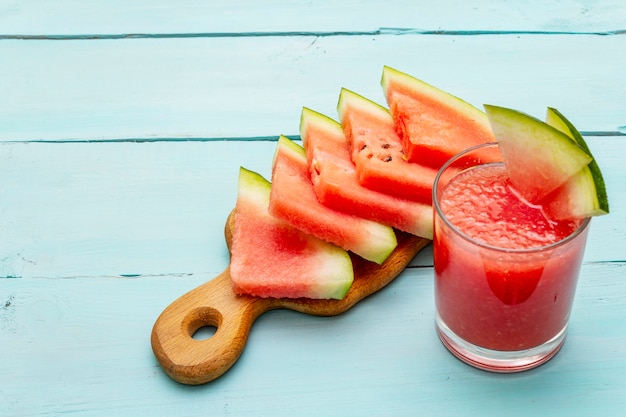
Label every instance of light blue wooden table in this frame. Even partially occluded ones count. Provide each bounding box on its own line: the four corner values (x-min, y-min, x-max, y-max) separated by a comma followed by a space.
1, 1, 625, 416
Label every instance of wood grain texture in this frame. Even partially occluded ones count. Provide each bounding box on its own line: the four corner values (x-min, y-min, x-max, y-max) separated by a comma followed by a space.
3, 263, 625, 416
1, 0, 624, 35
0, 137, 621, 282
1, 34, 624, 142
2, 1, 626, 415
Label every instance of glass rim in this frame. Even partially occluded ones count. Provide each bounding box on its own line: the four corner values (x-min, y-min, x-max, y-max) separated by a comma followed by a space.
432, 142, 591, 254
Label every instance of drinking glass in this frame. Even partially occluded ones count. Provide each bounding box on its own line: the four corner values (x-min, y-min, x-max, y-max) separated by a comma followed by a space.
433, 143, 590, 372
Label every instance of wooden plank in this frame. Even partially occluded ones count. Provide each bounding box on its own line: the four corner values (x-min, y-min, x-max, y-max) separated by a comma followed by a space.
2, 261, 624, 416
0, 137, 622, 281
1, 0, 624, 35
0, 141, 249, 280
1, 3, 624, 416
1, 34, 624, 142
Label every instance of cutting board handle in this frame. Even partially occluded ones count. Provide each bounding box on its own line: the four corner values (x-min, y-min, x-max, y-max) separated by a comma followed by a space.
151, 268, 275, 385
151, 210, 430, 385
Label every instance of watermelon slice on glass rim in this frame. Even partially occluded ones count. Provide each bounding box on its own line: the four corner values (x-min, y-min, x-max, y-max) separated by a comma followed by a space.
484, 104, 609, 221
541, 107, 610, 220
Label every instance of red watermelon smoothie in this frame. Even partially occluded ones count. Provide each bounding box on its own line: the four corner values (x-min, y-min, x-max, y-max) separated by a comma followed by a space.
433, 143, 590, 372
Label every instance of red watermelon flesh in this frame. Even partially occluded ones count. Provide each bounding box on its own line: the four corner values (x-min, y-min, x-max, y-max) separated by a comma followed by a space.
300, 107, 433, 239
230, 167, 354, 299
382, 66, 495, 169
269, 135, 398, 265
337, 88, 438, 205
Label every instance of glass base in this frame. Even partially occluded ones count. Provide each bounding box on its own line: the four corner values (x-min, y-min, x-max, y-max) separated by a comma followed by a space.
435, 313, 568, 373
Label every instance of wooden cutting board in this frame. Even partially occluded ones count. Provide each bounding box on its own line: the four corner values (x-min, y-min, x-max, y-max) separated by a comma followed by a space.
151, 209, 431, 385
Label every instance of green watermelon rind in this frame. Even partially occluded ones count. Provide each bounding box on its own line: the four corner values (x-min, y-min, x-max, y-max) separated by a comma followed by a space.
300, 107, 344, 144
237, 166, 272, 205
232, 167, 354, 300
381, 66, 491, 131
337, 87, 392, 124
272, 133, 307, 164
545, 107, 609, 216
300, 106, 354, 170
484, 104, 593, 202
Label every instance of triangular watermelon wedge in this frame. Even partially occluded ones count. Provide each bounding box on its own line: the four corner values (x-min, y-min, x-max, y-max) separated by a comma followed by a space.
300, 107, 433, 239
269, 135, 397, 265
337, 88, 437, 204
541, 107, 609, 219
230, 167, 354, 299
382, 66, 495, 169
484, 104, 593, 203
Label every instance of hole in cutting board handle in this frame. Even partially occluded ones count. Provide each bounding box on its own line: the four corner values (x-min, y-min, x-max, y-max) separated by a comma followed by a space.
192, 325, 217, 340
185, 307, 222, 341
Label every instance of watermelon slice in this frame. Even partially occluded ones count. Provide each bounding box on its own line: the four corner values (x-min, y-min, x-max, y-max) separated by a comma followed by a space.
337, 88, 437, 204
540, 107, 609, 219
300, 107, 433, 239
230, 167, 353, 299
381, 66, 495, 169
269, 135, 398, 264
484, 104, 593, 203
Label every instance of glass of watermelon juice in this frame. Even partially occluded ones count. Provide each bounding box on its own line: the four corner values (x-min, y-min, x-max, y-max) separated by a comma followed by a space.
432, 142, 590, 372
